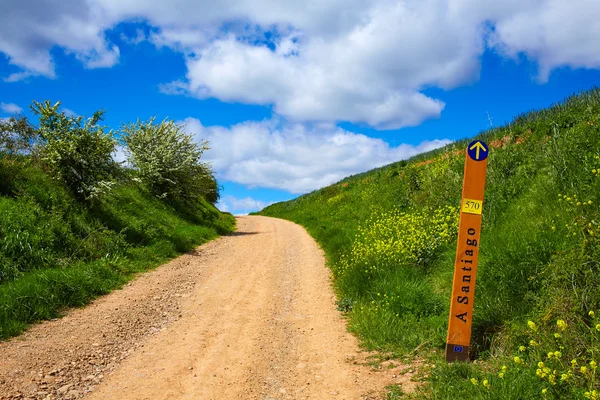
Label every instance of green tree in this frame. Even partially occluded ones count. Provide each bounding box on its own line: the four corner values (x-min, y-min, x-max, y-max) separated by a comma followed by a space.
121, 118, 218, 202
31, 100, 117, 200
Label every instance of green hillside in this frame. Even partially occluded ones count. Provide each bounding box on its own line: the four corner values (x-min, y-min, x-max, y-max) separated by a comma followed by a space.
259, 88, 600, 399
0, 158, 234, 339
0, 103, 235, 339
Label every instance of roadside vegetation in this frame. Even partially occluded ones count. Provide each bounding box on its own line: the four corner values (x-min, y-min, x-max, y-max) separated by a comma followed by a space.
259, 88, 600, 399
0, 101, 234, 339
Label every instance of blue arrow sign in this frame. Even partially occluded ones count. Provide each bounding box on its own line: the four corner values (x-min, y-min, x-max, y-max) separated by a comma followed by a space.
467, 140, 489, 161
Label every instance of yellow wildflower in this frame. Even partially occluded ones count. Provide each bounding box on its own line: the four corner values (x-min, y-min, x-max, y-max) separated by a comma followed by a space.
542, 388, 547, 395
470, 378, 478, 386
585, 390, 599, 400
498, 372, 504, 379
590, 311, 596, 318
556, 319, 567, 331
581, 366, 588, 374
519, 345, 526, 352
483, 379, 490, 389
528, 320, 537, 331
514, 356, 522, 364
590, 360, 597, 370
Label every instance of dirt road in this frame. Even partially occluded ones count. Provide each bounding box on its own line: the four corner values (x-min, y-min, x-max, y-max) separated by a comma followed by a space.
1, 216, 413, 399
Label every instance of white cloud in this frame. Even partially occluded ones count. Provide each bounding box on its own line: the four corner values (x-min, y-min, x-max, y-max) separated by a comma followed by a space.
0, 0, 119, 80
4, 71, 36, 83
0, 102, 23, 114
184, 117, 451, 193
217, 195, 274, 215
1, 0, 600, 126
485, 0, 600, 81
62, 108, 78, 117
112, 145, 128, 164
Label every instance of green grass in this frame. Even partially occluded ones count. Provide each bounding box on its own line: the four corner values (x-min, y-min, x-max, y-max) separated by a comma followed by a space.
259, 88, 600, 398
0, 158, 234, 339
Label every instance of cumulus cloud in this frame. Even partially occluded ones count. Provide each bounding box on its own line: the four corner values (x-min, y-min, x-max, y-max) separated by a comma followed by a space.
485, 0, 600, 81
0, 103, 23, 114
217, 196, 274, 215
184, 118, 451, 193
2, 0, 600, 126
0, 0, 119, 80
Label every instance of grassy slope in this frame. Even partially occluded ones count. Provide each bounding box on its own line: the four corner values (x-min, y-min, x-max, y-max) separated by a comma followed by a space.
0, 158, 234, 339
259, 89, 600, 398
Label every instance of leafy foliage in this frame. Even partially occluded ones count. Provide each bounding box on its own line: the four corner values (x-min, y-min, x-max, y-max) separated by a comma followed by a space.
121, 118, 218, 202
32, 101, 118, 200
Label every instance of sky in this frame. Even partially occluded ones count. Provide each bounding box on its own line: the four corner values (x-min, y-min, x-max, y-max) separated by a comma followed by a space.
1, 1, 599, 215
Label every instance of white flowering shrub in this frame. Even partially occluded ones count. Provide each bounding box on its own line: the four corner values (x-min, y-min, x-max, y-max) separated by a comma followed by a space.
121, 118, 218, 202
31, 101, 117, 200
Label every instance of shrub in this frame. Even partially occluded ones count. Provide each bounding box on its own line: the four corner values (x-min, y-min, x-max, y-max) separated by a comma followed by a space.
121, 118, 218, 202
31, 101, 117, 200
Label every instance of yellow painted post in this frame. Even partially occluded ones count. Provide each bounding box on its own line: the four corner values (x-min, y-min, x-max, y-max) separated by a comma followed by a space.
446, 140, 489, 362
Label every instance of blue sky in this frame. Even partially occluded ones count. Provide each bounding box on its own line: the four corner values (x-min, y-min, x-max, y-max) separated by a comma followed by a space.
1, 1, 599, 214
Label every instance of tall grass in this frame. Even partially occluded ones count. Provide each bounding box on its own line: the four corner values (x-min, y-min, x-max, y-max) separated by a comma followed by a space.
259, 88, 600, 398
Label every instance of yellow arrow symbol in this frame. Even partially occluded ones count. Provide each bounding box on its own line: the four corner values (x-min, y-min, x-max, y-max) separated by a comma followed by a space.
469, 141, 487, 160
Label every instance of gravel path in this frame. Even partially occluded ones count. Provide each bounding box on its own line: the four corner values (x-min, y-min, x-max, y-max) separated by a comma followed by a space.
1, 216, 415, 399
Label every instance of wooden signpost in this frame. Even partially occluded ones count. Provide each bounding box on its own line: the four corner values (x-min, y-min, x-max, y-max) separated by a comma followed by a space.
446, 140, 489, 362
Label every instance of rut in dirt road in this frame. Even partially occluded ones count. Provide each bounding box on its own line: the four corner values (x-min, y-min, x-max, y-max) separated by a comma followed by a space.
1, 216, 415, 400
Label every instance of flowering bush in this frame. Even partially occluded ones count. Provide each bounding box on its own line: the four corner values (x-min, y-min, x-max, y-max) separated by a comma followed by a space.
336, 205, 459, 277
32, 101, 117, 200
121, 118, 218, 202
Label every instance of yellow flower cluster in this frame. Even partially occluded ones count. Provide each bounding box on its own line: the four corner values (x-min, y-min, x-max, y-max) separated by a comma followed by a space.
585, 390, 599, 400
365, 292, 401, 314
326, 193, 345, 204
528, 320, 538, 331
557, 192, 599, 240
592, 155, 600, 177
336, 205, 459, 277
498, 365, 508, 379
476, 314, 600, 397
536, 364, 559, 385
556, 319, 568, 331
559, 193, 593, 207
